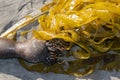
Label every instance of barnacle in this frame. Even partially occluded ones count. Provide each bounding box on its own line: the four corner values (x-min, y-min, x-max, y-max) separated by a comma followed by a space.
4, 0, 120, 76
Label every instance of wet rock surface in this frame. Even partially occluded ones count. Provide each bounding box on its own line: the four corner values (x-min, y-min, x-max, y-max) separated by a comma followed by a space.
0, 59, 120, 80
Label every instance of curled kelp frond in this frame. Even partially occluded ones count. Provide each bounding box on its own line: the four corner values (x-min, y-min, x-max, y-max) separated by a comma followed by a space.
32, 0, 120, 58
30, 0, 120, 76
3, 0, 120, 76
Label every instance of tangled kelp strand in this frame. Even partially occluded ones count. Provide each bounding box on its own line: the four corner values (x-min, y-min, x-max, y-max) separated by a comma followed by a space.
18, 0, 120, 76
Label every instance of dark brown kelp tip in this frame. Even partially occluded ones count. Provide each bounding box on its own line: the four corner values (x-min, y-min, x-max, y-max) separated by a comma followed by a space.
0, 38, 49, 63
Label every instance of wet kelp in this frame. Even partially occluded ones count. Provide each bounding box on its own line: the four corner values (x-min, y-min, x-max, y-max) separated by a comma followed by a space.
19, 0, 120, 76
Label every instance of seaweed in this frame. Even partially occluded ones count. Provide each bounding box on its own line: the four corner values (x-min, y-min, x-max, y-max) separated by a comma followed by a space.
9, 0, 120, 76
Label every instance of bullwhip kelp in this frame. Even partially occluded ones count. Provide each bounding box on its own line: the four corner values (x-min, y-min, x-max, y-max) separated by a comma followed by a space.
4, 0, 120, 76
33, 0, 120, 56
30, 0, 120, 76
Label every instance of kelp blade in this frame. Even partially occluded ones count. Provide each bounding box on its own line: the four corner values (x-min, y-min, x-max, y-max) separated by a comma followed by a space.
18, 0, 120, 76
